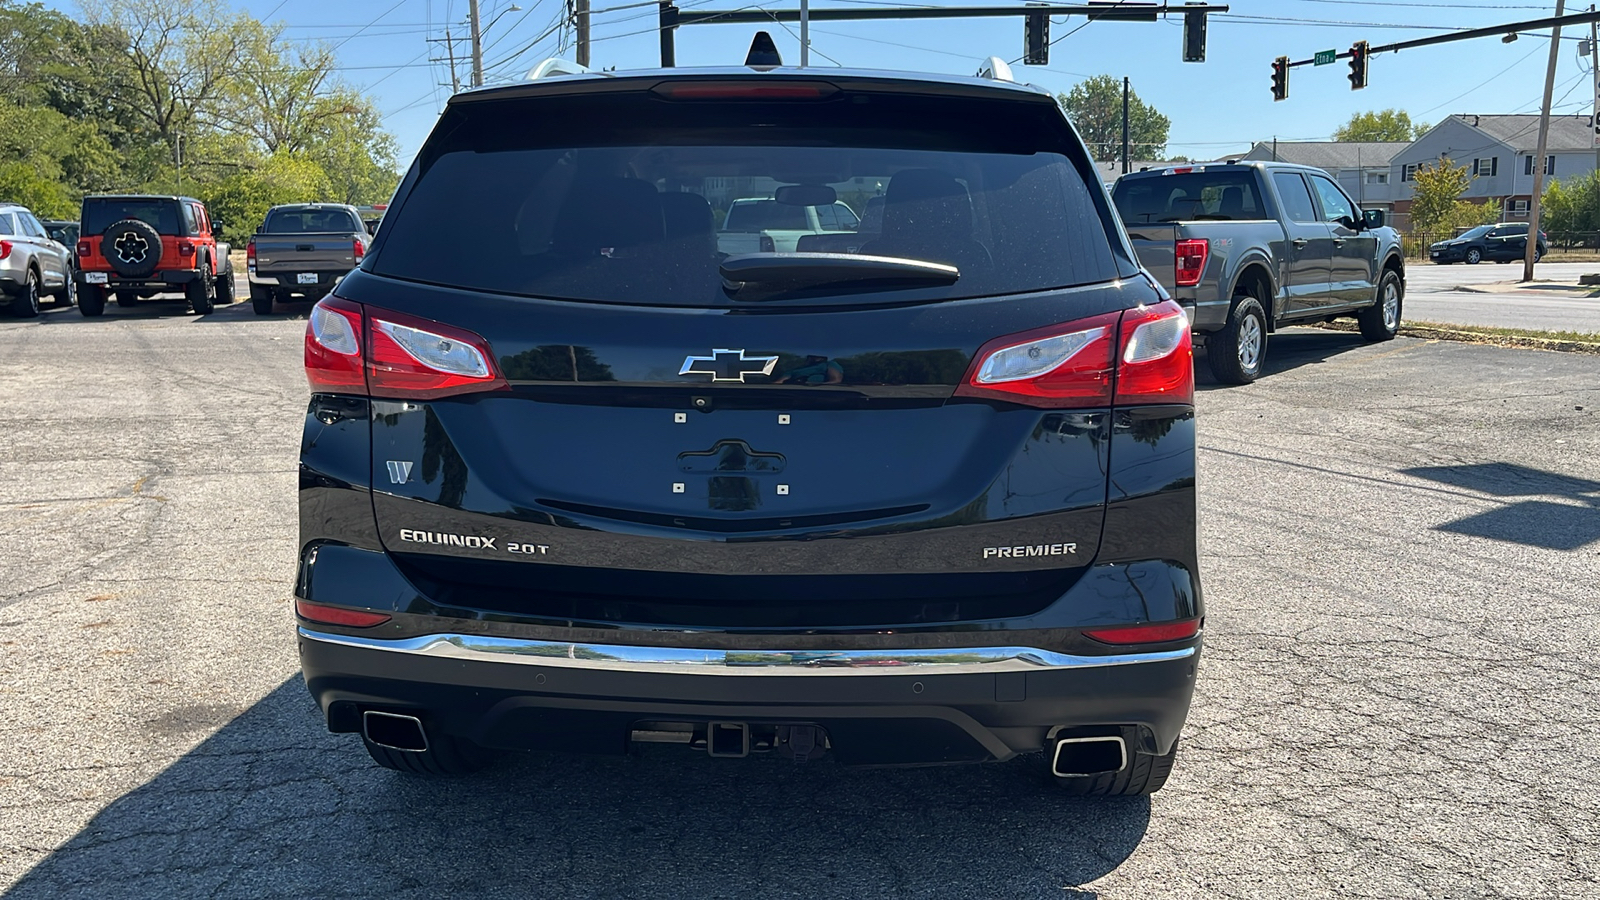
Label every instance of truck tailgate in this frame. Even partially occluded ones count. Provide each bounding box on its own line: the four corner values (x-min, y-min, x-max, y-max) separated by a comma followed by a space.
1121, 222, 1178, 288
253, 233, 356, 273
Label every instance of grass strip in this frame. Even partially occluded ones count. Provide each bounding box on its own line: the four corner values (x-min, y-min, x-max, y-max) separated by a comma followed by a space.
1313, 319, 1600, 354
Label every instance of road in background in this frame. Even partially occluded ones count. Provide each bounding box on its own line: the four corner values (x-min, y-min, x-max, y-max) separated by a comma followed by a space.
1, 308, 1597, 898
1405, 261, 1600, 333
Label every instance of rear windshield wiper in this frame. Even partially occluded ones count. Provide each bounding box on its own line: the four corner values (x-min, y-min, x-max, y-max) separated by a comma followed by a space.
720, 253, 959, 300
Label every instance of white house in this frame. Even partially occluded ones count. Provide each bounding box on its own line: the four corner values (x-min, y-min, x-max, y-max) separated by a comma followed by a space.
1389, 114, 1600, 229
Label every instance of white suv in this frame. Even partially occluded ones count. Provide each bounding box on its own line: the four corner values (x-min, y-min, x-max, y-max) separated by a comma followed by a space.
0, 203, 75, 317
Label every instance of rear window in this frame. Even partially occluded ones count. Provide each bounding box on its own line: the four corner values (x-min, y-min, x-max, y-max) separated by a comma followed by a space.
1113, 169, 1267, 223
83, 199, 181, 235
264, 208, 362, 234
371, 89, 1119, 306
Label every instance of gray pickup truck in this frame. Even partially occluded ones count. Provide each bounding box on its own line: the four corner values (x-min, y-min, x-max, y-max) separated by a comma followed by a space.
247, 203, 369, 315
1112, 160, 1405, 383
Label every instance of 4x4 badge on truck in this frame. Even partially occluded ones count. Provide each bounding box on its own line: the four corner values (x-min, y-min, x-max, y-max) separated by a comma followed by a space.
678, 349, 779, 383
113, 231, 149, 264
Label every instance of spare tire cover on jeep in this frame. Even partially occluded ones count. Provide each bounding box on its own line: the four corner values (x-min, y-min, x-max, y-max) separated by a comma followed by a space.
101, 219, 163, 278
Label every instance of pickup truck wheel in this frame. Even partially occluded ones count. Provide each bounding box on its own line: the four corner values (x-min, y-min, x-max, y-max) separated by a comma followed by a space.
249, 284, 274, 315
1051, 741, 1178, 796
187, 265, 215, 314
362, 732, 498, 776
9, 268, 41, 318
79, 285, 107, 317
1464, 247, 1482, 264
1359, 270, 1403, 342
1207, 294, 1267, 385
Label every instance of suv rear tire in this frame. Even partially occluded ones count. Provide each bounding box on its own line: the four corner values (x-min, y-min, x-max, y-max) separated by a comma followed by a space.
1207, 293, 1267, 385
9, 268, 41, 318
362, 732, 498, 776
187, 265, 215, 315
1359, 269, 1402, 342
79, 285, 107, 317
1052, 741, 1178, 796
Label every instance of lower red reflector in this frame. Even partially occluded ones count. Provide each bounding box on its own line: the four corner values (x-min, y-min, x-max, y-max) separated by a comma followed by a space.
295, 600, 391, 628
1082, 618, 1201, 645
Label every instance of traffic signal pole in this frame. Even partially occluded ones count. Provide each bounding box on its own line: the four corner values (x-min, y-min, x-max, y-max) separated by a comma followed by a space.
1525, 0, 1565, 282
656, 3, 1229, 67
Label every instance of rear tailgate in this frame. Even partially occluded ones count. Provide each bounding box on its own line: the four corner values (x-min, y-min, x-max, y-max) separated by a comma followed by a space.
254, 233, 356, 279
1120, 222, 1179, 289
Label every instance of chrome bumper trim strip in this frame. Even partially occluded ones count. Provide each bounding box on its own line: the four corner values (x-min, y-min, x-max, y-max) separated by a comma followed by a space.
298, 628, 1196, 675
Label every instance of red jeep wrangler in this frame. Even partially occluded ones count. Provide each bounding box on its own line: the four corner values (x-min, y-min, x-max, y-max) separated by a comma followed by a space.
75, 194, 235, 317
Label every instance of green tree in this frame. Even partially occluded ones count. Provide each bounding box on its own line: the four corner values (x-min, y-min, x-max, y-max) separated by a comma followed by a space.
201, 152, 333, 243
1334, 109, 1429, 142
1059, 76, 1171, 162
1408, 158, 1474, 234
1540, 170, 1600, 239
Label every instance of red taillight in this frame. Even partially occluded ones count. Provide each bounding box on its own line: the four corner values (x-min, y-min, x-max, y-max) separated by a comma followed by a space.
246, 240, 256, 262
295, 599, 391, 628
76, 239, 92, 258
305, 297, 367, 393
304, 296, 508, 399
353, 238, 365, 264
178, 241, 195, 256
1115, 301, 1194, 405
1174, 238, 1208, 287
1083, 618, 1201, 645
0, 240, 10, 260
652, 81, 838, 100
955, 300, 1192, 409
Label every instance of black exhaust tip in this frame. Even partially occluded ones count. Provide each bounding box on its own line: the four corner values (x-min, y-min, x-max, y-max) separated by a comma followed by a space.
363, 710, 429, 752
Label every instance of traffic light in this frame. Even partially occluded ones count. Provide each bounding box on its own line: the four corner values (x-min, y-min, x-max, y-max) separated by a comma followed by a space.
1348, 40, 1369, 90
1271, 56, 1289, 101
1182, 7, 1206, 62
1024, 9, 1049, 65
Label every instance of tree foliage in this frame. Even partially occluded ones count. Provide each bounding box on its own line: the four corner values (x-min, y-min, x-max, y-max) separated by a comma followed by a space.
0, 0, 399, 240
1408, 158, 1476, 234
1058, 76, 1171, 162
1334, 109, 1430, 143
1540, 171, 1600, 238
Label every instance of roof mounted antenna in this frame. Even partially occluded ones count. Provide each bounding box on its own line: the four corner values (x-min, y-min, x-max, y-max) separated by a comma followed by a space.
745, 31, 783, 68
526, 57, 593, 80
976, 56, 1014, 82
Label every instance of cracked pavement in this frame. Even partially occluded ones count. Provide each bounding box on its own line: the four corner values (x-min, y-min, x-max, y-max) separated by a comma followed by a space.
1, 300, 1597, 898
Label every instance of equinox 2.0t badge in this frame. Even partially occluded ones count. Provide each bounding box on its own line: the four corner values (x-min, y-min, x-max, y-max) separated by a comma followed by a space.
679, 349, 779, 383
113, 231, 149, 264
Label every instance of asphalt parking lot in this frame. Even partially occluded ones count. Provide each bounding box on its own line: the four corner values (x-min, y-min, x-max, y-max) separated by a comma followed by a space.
2, 297, 1597, 899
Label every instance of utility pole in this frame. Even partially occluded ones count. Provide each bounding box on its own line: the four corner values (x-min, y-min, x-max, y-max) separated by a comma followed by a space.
1525, 0, 1565, 282
800, 0, 810, 66
1590, 5, 1598, 174
1121, 76, 1131, 174
469, 0, 485, 87
575, 0, 591, 67
441, 28, 462, 92
174, 135, 182, 195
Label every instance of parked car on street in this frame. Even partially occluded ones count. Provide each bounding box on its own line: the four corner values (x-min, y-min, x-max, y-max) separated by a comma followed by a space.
296, 51, 1202, 794
715, 196, 864, 254
1, 203, 76, 317
247, 203, 369, 315
1428, 223, 1547, 264
74, 194, 233, 317
1112, 160, 1406, 384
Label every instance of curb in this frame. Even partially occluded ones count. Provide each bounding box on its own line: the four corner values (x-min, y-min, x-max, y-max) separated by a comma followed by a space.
1312, 321, 1600, 354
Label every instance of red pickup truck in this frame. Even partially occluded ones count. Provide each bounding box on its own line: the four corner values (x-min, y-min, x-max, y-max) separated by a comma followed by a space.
75, 194, 235, 316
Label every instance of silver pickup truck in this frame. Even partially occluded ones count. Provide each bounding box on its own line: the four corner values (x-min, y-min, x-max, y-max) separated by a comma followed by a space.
1112, 160, 1405, 383
247, 203, 369, 315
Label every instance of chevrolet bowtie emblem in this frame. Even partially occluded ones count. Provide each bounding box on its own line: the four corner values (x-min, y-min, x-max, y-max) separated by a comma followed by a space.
678, 348, 779, 383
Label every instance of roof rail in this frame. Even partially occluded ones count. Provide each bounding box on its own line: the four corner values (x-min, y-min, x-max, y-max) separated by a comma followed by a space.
975, 57, 1014, 82
526, 57, 593, 80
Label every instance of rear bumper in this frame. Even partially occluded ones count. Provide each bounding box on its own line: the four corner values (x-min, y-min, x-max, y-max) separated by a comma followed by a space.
299, 627, 1200, 765
76, 269, 200, 288
249, 271, 348, 288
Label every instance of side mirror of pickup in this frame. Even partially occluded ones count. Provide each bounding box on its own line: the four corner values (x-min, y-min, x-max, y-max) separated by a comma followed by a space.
1361, 209, 1385, 230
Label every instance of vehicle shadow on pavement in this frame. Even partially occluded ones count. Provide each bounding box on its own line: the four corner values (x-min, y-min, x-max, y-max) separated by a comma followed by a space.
1195, 327, 1373, 388
3, 679, 1147, 899
1403, 462, 1600, 550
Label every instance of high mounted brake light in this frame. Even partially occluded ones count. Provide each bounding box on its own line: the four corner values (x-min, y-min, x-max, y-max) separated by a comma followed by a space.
305, 296, 509, 399
955, 300, 1192, 409
650, 81, 838, 100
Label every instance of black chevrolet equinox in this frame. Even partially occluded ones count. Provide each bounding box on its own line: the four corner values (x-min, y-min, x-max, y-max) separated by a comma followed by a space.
296, 58, 1202, 795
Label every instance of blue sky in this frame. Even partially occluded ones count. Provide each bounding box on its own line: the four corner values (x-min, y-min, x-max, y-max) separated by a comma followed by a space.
50, 1, 1599, 165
